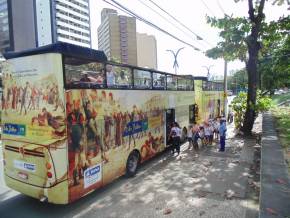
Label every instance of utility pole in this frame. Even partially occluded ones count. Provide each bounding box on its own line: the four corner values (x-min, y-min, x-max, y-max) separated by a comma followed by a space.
223, 60, 228, 117
166, 47, 185, 74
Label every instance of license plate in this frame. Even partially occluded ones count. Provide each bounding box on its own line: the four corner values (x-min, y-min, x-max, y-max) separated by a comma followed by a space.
18, 172, 28, 180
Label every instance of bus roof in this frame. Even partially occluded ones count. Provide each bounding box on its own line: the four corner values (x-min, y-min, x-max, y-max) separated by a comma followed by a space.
3, 42, 107, 63
194, 76, 208, 81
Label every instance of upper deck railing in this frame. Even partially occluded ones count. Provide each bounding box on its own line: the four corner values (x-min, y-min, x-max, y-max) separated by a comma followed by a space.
3, 42, 223, 92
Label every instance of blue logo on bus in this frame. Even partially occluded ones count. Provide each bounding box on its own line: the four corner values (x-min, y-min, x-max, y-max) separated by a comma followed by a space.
24, 163, 35, 171
85, 165, 100, 177
3, 123, 26, 136
123, 119, 148, 137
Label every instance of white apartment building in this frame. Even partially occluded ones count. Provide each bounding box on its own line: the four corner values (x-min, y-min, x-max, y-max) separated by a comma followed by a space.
0, 0, 91, 52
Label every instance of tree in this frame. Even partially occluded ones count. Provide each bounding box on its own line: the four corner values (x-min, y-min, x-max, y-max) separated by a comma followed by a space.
259, 16, 290, 92
241, 0, 265, 135
206, 0, 288, 135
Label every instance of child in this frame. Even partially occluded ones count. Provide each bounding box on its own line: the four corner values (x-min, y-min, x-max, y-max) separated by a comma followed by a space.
199, 126, 205, 146
219, 118, 227, 152
204, 122, 210, 146
213, 118, 220, 140
192, 122, 200, 150
209, 121, 214, 145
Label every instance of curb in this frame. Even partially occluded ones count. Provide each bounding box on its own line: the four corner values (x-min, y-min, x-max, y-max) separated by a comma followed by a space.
259, 112, 290, 218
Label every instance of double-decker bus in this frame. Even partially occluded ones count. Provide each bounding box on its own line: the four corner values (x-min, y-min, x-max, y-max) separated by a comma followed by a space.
1, 43, 224, 204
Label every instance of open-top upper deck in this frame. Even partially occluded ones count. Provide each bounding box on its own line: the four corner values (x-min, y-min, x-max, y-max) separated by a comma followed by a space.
3, 42, 223, 92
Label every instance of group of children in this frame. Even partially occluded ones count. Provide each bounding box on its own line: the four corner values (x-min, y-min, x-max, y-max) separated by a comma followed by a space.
170, 117, 227, 155
187, 118, 227, 152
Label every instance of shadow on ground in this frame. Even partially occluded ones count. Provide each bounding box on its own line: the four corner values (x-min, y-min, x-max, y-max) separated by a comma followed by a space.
0, 137, 258, 218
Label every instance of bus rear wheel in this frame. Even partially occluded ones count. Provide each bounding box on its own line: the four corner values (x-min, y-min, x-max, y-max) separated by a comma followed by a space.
126, 151, 140, 177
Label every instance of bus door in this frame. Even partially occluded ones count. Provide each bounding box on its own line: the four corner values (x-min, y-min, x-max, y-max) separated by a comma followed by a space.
189, 104, 196, 123
165, 109, 175, 145
217, 99, 221, 117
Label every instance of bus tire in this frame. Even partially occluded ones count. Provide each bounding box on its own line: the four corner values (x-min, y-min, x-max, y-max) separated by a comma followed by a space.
126, 150, 140, 177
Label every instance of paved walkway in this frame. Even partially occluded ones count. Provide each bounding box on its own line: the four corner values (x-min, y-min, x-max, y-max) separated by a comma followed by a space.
72, 118, 261, 218
259, 112, 290, 218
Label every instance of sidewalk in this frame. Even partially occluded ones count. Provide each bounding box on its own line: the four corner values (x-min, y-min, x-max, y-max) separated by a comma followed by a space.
75, 118, 262, 218
259, 112, 290, 218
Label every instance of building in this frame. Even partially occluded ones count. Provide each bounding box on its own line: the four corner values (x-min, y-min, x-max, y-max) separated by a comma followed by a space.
98, 8, 137, 65
0, 0, 91, 52
0, 0, 10, 51
137, 33, 157, 69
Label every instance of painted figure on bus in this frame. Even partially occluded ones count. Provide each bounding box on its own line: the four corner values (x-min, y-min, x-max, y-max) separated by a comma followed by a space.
113, 111, 122, 147
53, 85, 64, 112
104, 110, 114, 150
20, 81, 30, 115
141, 139, 156, 161
67, 100, 85, 186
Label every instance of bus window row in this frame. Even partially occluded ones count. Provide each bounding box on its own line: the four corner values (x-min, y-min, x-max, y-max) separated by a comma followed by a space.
202, 81, 224, 91
64, 60, 194, 91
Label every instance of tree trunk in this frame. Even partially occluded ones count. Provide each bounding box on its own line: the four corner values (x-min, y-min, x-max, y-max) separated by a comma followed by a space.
241, 0, 265, 135
242, 47, 258, 135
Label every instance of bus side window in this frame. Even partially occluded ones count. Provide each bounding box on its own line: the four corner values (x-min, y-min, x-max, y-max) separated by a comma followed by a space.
106, 65, 132, 89
133, 69, 152, 89
167, 75, 177, 90
152, 72, 166, 90
177, 78, 187, 90
64, 59, 105, 89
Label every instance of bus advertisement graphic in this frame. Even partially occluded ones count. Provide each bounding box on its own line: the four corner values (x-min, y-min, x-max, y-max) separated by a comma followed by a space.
1, 53, 66, 142
66, 89, 169, 202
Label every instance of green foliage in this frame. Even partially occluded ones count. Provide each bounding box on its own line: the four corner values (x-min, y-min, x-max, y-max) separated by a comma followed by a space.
271, 106, 290, 173
231, 92, 247, 129
272, 92, 290, 105
227, 68, 248, 92
205, 15, 249, 62
259, 16, 290, 91
206, 4, 289, 93
110, 56, 121, 63
231, 90, 273, 129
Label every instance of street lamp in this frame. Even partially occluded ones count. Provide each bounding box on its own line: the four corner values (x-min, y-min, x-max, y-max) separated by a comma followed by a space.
166, 47, 185, 74
202, 65, 214, 80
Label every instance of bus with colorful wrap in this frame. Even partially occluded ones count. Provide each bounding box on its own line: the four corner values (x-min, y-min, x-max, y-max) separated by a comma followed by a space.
1, 43, 224, 204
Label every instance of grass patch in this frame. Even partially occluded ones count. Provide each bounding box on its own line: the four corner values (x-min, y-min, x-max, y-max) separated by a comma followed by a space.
272, 93, 290, 105
271, 106, 290, 173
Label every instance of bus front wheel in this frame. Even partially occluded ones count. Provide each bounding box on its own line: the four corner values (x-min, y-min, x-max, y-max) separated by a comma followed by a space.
126, 151, 140, 177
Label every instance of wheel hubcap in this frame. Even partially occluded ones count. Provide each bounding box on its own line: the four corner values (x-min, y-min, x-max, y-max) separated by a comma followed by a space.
128, 155, 137, 172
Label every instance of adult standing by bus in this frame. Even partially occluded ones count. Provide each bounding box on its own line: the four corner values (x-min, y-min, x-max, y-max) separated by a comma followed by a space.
219, 118, 227, 152
187, 125, 193, 149
170, 122, 181, 155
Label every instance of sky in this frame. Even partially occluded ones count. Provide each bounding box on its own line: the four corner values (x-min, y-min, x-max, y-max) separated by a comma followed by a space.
89, 0, 288, 77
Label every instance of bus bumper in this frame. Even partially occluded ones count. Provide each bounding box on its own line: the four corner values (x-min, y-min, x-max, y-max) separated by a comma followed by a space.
5, 175, 69, 204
